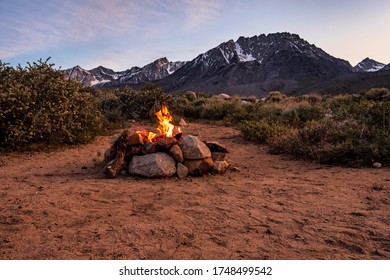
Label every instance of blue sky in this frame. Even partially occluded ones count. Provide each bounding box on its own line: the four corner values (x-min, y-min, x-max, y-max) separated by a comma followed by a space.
1, 0, 389, 71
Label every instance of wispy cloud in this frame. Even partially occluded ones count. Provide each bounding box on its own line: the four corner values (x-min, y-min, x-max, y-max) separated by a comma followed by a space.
182, 0, 223, 29
0, 0, 226, 61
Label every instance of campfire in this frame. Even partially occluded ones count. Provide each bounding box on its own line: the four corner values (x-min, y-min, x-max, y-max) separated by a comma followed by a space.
103, 102, 230, 179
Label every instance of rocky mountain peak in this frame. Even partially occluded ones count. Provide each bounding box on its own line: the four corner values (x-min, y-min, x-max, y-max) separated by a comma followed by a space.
353, 57, 385, 72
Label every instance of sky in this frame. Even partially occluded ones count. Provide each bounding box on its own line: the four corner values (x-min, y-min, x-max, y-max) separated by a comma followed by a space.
1, 0, 390, 71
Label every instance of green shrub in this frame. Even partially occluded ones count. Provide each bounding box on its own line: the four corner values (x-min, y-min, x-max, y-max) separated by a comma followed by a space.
238, 120, 285, 143
98, 86, 164, 121
268, 128, 313, 159
364, 88, 389, 101
265, 91, 286, 103
0, 59, 101, 150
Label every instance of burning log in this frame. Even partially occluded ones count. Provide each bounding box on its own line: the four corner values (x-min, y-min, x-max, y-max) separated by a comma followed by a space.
103, 129, 132, 178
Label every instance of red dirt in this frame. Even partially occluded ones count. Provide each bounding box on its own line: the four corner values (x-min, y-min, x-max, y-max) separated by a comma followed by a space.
0, 122, 389, 260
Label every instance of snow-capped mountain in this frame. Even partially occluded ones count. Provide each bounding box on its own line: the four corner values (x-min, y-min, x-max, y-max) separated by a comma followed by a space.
65, 58, 187, 87
107, 57, 187, 87
353, 58, 385, 72
65, 32, 390, 95
65, 65, 97, 85
161, 32, 353, 95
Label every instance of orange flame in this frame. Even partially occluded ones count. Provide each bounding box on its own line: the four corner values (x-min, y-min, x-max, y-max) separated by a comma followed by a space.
155, 102, 175, 138
136, 130, 157, 144
135, 102, 180, 143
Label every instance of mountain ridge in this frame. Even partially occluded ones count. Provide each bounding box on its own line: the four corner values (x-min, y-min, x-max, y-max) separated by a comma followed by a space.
65, 32, 390, 96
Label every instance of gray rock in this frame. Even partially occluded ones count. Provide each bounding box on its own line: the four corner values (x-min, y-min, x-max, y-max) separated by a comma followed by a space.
373, 162, 382, 168
176, 162, 189, 178
129, 152, 176, 177
179, 135, 211, 160
184, 157, 214, 176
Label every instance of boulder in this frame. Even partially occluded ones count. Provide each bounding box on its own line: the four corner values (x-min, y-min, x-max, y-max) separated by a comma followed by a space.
169, 144, 184, 163
179, 135, 211, 160
129, 153, 176, 178
176, 162, 189, 179
373, 162, 382, 168
184, 157, 214, 176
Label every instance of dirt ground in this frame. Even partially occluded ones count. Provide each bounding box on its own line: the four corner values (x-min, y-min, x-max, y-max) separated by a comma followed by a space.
0, 122, 389, 260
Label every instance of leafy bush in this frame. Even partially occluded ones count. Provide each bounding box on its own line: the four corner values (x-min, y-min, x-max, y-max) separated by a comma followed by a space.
116, 87, 163, 119
239, 120, 286, 143
364, 87, 389, 101
0, 59, 101, 150
265, 91, 286, 103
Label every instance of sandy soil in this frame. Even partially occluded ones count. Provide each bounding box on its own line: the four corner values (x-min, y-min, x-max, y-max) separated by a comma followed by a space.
0, 122, 389, 260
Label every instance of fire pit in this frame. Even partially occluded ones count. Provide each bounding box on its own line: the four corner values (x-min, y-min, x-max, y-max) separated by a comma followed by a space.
103, 103, 229, 178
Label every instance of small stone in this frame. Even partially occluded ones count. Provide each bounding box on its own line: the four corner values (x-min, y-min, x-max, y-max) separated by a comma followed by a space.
169, 144, 184, 163
184, 157, 214, 176
373, 162, 382, 168
179, 135, 211, 160
176, 162, 189, 178
230, 166, 240, 172
213, 160, 230, 174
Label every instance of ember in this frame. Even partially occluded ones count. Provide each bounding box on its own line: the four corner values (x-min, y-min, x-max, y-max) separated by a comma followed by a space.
103, 103, 229, 178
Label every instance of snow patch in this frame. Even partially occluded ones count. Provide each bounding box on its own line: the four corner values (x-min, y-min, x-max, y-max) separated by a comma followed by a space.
219, 47, 230, 64
366, 64, 385, 72
235, 42, 256, 62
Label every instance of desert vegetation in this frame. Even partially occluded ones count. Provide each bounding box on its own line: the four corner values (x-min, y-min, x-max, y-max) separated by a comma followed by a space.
0, 59, 101, 150
1, 60, 389, 166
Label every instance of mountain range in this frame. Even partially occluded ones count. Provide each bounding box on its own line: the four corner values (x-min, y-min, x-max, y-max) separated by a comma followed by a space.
65, 32, 390, 96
